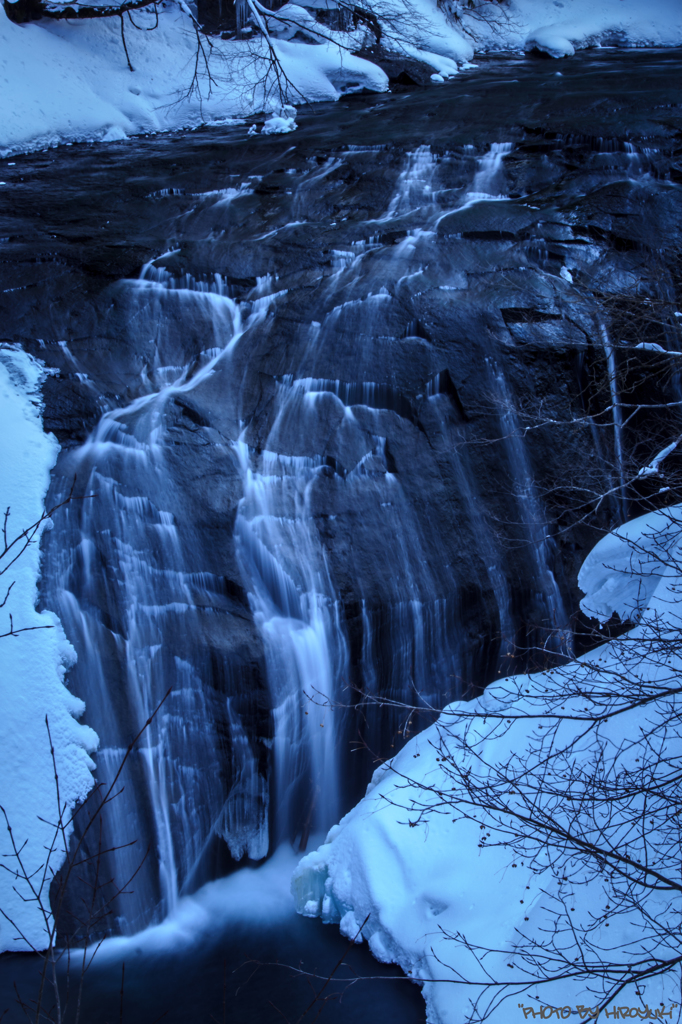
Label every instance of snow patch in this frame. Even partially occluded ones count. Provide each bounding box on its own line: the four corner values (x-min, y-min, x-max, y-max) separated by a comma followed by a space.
260, 104, 298, 134
102, 124, 128, 142
0, 346, 97, 953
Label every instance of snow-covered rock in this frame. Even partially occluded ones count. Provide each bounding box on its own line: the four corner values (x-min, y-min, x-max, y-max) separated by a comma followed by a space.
101, 124, 128, 142
263, 3, 321, 40
378, 0, 473, 74
260, 103, 298, 133
527, 25, 575, 57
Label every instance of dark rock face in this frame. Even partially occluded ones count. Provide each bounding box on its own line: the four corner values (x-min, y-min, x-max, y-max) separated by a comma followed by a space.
1, 49, 681, 935
351, 45, 440, 88
197, 0, 238, 34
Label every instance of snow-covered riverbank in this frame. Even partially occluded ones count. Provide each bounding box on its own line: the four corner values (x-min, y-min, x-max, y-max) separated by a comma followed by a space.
1, 0, 681, 157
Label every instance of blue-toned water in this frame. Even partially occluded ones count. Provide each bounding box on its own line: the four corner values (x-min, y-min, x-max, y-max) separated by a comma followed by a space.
1, 46, 681, 1024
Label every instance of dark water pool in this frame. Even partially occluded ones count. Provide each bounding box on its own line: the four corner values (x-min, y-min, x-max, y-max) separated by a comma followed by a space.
0, 847, 426, 1023
1, 915, 425, 1024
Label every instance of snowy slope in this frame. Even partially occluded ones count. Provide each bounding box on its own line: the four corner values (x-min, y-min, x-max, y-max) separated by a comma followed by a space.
0, 346, 97, 953
1, 0, 681, 156
0, 4, 388, 156
292, 506, 682, 1023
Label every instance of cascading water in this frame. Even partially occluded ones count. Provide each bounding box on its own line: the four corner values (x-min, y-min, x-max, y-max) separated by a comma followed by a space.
382, 144, 439, 220
227, 141, 563, 838
35, 125, 646, 932
485, 359, 572, 657
469, 141, 514, 199
42, 251, 272, 931
3, 55, 682, 1024
599, 320, 627, 520
234, 439, 348, 846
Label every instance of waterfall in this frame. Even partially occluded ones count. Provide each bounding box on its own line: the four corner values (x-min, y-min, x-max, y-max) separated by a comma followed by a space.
234, 439, 348, 847
42, 248, 272, 931
382, 144, 439, 221
486, 360, 572, 658
469, 141, 513, 199
39, 140, 595, 931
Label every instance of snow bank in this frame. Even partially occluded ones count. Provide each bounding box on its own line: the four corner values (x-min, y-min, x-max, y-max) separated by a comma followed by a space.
378, 0, 474, 75
0, 346, 97, 953
0, 4, 387, 156
293, 506, 682, 1023
578, 506, 681, 623
487, 0, 682, 57
379, 0, 682, 63
3, 0, 681, 157
378, 0, 682, 69
272, 36, 388, 100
